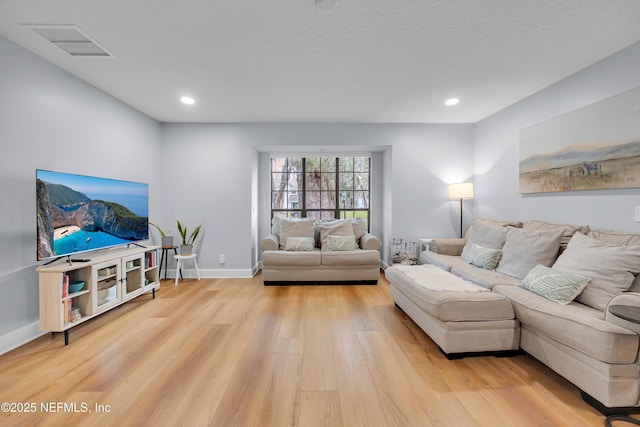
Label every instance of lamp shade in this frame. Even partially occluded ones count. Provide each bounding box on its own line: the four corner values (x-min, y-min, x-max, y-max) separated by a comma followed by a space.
448, 182, 474, 200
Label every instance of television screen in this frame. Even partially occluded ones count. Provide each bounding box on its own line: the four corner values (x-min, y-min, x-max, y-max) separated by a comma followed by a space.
36, 169, 149, 261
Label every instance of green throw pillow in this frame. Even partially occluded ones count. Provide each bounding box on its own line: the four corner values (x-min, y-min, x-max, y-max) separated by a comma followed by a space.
326, 234, 357, 251
285, 237, 315, 251
464, 242, 501, 270
519, 264, 590, 304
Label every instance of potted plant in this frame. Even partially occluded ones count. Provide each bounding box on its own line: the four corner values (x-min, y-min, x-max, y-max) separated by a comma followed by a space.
150, 223, 174, 248
177, 221, 202, 255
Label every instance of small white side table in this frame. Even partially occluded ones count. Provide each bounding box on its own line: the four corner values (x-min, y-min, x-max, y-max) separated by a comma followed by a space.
174, 254, 201, 286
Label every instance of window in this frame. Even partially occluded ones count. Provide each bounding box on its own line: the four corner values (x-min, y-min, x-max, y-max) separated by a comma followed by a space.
271, 156, 370, 227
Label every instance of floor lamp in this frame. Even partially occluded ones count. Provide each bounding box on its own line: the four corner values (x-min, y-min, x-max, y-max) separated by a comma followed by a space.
448, 183, 474, 238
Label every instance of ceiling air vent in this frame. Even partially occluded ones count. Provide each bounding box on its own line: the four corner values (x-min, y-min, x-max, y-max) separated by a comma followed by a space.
25, 24, 114, 57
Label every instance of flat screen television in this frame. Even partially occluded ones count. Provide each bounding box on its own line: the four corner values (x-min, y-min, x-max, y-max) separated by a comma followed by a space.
36, 169, 149, 262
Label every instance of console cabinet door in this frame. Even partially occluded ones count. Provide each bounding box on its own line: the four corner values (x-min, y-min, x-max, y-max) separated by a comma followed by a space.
122, 253, 145, 300
91, 260, 122, 314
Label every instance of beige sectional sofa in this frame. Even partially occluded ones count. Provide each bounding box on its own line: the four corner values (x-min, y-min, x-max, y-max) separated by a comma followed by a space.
391, 218, 640, 412
261, 217, 382, 285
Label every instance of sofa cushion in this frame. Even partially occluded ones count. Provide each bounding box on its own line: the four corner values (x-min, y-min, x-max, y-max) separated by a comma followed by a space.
519, 264, 590, 305
553, 233, 640, 311
317, 220, 354, 250
523, 219, 589, 250
278, 218, 315, 250
494, 285, 639, 364
419, 251, 469, 272
285, 237, 315, 251
386, 265, 514, 322
321, 249, 380, 266
496, 227, 565, 279
326, 234, 357, 251
451, 264, 520, 289
262, 250, 321, 266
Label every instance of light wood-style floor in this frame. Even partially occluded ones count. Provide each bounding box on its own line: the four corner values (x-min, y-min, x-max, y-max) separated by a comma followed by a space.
0, 271, 622, 426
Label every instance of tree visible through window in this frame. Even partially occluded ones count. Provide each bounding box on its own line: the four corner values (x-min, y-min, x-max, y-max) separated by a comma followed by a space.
271, 156, 370, 227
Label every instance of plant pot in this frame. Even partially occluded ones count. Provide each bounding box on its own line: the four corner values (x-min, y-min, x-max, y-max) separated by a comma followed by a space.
161, 236, 174, 248
179, 244, 193, 255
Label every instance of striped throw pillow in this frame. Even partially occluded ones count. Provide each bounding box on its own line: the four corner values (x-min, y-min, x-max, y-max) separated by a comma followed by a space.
464, 242, 502, 270
519, 264, 590, 304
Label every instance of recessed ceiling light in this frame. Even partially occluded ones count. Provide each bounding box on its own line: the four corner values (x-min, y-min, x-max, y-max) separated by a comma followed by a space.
444, 98, 460, 106
180, 96, 195, 105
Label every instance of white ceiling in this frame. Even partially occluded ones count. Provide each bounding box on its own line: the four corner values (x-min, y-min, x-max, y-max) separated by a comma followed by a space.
2, 0, 640, 123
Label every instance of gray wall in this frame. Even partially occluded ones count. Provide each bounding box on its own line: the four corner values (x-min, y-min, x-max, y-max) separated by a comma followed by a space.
0, 37, 162, 346
161, 123, 475, 270
475, 41, 640, 231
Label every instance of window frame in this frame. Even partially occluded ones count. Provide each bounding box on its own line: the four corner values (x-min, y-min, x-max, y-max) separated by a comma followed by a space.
270, 156, 370, 229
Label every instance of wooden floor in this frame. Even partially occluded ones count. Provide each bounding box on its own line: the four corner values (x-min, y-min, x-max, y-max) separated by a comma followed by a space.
0, 271, 623, 426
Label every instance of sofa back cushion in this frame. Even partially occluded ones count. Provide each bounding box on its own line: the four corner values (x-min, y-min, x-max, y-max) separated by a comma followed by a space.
278, 218, 315, 250
588, 230, 640, 246
496, 227, 565, 279
552, 233, 640, 310
464, 218, 522, 241
316, 220, 355, 250
461, 222, 509, 263
523, 220, 589, 250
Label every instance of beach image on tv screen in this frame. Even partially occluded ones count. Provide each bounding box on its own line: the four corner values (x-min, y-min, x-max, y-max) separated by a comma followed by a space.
36, 170, 149, 260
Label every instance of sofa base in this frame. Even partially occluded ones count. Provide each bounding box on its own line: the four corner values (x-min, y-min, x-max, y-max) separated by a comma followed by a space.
389, 278, 520, 356
580, 390, 640, 416
264, 279, 378, 286
261, 267, 381, 284
518, 326, 640, 410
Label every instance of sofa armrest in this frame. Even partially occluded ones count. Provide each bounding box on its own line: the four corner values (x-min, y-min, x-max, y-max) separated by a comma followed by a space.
360, 233, 382, 251
429, 238, 465, 256
261, 234, 280, 251
605, 292, 640, 334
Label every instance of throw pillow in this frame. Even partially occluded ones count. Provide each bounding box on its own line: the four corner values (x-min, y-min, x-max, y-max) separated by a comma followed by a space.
496, 227, 565, 279
285, 237, 315, 251
278, 218, 315, 250
519, 264, 590, 305
326, 234, 357, 251
552, 233, 640, 310
465, 242, 501, 270
461, 222, 509, 262
317, 220, 355, 250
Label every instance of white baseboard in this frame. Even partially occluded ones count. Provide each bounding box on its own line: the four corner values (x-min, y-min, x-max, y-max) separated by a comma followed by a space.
167, 268, 257, 279
0, 321, 46, 356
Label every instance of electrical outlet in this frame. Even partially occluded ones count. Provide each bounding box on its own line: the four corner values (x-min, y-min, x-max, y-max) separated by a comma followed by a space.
635, 206, 640, 222
219, 254, 225, 264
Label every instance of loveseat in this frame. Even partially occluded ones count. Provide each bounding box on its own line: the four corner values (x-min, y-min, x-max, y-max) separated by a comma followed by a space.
261, 217, 382, 285
401, 219, 640, 412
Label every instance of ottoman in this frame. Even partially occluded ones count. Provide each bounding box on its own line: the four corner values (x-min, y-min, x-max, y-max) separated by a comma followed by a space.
386, 264, 520, 357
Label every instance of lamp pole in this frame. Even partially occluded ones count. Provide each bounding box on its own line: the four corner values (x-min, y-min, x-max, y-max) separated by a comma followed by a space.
459, 198, 463, 238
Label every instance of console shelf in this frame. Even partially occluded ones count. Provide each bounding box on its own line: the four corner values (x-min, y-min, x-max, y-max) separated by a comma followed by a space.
37, 245, 160, 345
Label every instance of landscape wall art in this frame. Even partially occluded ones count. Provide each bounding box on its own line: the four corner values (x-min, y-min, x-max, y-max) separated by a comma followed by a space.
519, 86, 640, 194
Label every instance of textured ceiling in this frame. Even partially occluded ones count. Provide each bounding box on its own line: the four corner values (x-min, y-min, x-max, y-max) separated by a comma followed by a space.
1, 0, 640, 123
